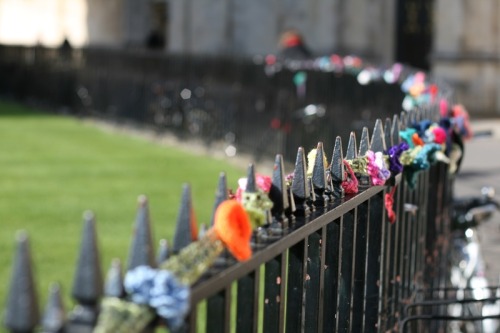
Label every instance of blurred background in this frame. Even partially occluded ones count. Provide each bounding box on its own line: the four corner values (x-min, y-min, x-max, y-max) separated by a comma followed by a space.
0, 0, 498, 116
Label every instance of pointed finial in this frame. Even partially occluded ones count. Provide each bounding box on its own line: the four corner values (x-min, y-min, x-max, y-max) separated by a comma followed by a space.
198, 223, 208, 239
245, 164, 257, 193
350, 130, 370, 190
127, 196, 155, 269
156, 239, 169, 265
210, 172, 228, 227
346, 131, 358, 160
286, 186, 297, 218
312, 142, 328, 207
384, 118, 393, 148
307, 178, 317, 211
413, 107, 420, 122
72, 211, 103, 304
421, 107, 428, 122
358, 127, 370, 156
330, 136, 345, 199
432, 105, 440, 122
4, 231, 40, 332
42, 283, 66, 333
408, 110, 416, 128
291, 147, 310, 216
172, 184, 197, 253
270, 154, 290, 226
370, 119, 386, 153
392, 114, 401, 145
104, 259, 124, 298
400, 111, 407, 129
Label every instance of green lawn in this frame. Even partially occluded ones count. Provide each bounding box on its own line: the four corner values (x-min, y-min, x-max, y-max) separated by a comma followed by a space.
0, 101, 246, 328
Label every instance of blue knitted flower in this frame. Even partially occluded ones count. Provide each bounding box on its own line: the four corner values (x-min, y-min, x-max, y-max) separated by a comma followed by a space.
124, 265, 157, 304
149, 270, 190, 329
123, 265, 191, 329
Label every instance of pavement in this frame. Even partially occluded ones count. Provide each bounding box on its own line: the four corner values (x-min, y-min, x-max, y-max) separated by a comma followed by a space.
454, 118, 500, 286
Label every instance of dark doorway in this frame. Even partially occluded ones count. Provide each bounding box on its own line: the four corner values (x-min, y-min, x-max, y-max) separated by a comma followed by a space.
395, 0, 434, 70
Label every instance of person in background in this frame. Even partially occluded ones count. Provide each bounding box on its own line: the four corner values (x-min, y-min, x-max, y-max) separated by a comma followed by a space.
278, 29, 312, 60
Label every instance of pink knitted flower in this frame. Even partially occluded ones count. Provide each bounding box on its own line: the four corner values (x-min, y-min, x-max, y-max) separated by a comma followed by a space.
235, 174, 272, 202
432, 127, 447, 144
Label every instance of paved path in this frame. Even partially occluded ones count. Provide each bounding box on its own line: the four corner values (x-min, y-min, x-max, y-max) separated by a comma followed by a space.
454, 119, 500, 286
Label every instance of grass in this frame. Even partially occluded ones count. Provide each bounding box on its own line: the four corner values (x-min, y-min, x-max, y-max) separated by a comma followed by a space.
0, 101, 247, 328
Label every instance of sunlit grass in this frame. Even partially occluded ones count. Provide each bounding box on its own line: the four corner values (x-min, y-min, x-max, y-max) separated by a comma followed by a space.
0, 101, 246, 330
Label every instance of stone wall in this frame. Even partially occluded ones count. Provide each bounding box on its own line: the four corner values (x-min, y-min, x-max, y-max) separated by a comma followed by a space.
0, 0, 498, 114
433, 0, 500, 115
168, 0, 397, 61
0, 0, 88, 46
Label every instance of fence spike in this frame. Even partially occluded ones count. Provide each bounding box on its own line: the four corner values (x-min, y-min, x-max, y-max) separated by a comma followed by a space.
4, 231, 40, 333
392, 114, 401, 145
172, 184, 197, 253
413, 107, 420, 122
156, 239, 169, 265
421, 107, 427, 122
245, 164, 257, 193
198, 223, 208, 239
312, 142, 328, 207
104, 259, 124, 298
384, 118, 393, 148
127, 196, 155, 269
67, 211, 102, 329
270, 154, 290, 226
346, 131, 358, 160
370, 119, 386, 153
286, 186, 297, 218
408, 110, 417, 128
420, 107, 426, 121
355, 128, 371, 189
330, 136, 345, 199
433, 104, 440, 122
210, 172, 228, 227
308, 177, 317, 211
358, 126, 370, 156
418, 107, 425, 122
291, 147, 310, 216
426, 107, 432, 121
72, 211, 103, 304
42, 283, 66, 333
400, 111, 407, 129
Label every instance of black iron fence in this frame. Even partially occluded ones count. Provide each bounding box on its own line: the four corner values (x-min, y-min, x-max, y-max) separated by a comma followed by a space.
1, 45, 458, 332
3, 108, 454, 332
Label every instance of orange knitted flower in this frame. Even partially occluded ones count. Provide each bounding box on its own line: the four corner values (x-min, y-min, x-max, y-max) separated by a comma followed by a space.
412, 133, 424, 146
213, 200, 253, 261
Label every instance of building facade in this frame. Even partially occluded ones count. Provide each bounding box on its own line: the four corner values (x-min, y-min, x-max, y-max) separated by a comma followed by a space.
0, 0, 498, 114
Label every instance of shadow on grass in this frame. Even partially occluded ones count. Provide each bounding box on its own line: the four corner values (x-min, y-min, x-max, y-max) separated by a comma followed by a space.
0, 100, 52, 118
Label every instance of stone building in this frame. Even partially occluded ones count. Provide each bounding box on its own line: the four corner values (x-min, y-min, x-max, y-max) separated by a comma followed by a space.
0, 0, 498, 115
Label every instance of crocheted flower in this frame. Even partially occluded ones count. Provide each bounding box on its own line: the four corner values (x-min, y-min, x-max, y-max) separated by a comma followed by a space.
432, 126, 447, 144
342, 160, 359, 194
412, 133, 424, 146
150, 270, 190, 329
366, 151, 391, 186
235, 174, 272, 202
124, 266, 191, 329
400, 128, 417, 148
306, 148, 328, 178
213, 200, 253, 261
387, 142, 409, 175
124, 266, 157, 304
